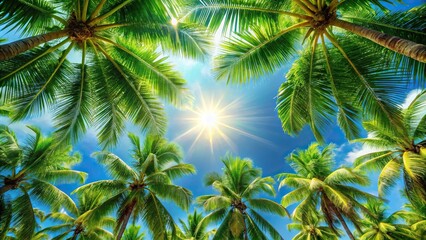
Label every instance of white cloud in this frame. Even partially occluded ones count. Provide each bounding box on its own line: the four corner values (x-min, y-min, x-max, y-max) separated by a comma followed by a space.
344, 133, 381, 163
60, 208, 68, 215
400, 89, 422, 109
344, 144, 378, 163
334, 142, 348, 154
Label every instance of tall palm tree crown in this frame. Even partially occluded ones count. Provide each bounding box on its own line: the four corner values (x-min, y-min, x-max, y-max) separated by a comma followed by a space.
358, 199, 417, 240
176, 210, 216, 240
0, 125, 87, 239
277, 143, 376, 240
287, 213, 340, 240
73, 133, 195, 240
41, 191, 115, 240
122, 225, 145, 240
197, 154, 288, 240
0, 0, 209, 147
354, 90, 426, 204
184, 0, 426, 142
397, 195, 426, 239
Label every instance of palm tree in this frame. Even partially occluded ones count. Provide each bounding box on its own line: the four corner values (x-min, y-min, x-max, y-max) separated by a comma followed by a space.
122, 225, 145, 240
358, 199, 417, 240
354, 90, 426, 203
0, 125, 87, 239
183, 0, 425, 141
287, 213, 340, 240
401, 202, 426, 239
0, 0, 209, 147
41, 191, 114, 240
277, 143, 376, 240
176, 210, 216, 240
73, 133, 195, 240
197, 154, 287, 240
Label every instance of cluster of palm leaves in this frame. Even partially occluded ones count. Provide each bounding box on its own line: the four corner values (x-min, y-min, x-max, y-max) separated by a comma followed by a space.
1, 107, 425, 239
1, 0, 426, 239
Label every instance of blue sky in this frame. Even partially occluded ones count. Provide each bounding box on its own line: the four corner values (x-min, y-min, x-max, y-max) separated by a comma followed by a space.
0, 0, 424, 239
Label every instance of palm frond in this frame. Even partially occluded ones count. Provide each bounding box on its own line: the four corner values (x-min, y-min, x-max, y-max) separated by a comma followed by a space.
148, 184, 192, 210
249, 209, 284, 240
281, 187, 309, 207
142, 192, 176, 239
29, 179, 78, 215
103, 38, 189, 106
89, 53, 126, 147
241, 177, 276, 198
214, 23, 302, 83
162, 163, 196, 180
211, 210, 232, 240
378, 160, 401, 196
197, 195, 231, 211
248, 198, 288, 217
0, 0, 66, 35
37, 169, 87, 184
110, 22, 211, 60
324, 167, 369, 186
92, 151, 137, 181
12, 188, 36, 239
94, 42, 167, 136
72, 180, 127, 196
53, 47, 92, 144
183, 0, 298, 33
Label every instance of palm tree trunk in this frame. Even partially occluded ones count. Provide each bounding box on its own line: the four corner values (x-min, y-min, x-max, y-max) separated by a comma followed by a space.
71, 224, 83, 240
71, 231, 79, 240
333, 209, 355, 240
0, 30, 68, 61
116, 203, 136, 240
331, 18, 426, 63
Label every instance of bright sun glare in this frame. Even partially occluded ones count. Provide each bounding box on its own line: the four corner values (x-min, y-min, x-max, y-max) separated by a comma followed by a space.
174, 87, 270, 155
171, 17, 178, 26
200, 111, 217, 127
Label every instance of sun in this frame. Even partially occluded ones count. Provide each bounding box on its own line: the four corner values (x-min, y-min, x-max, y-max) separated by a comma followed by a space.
174, 87, 270, 155
199, 111, 218, 128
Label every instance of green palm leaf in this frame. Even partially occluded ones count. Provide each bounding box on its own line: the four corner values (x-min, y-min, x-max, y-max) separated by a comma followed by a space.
92, 152, 138, 181
248, 198, 288, 217
215, 24, 301, 83
29, 179, 78, 215
0, 0, 66, 35
12, 189, 36, 240
142, 192, 176, 239
249, 209, 283, 240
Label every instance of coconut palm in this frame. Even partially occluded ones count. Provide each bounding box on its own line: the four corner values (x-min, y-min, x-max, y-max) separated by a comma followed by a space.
176, 210, 216, 240
389, 193, 426, 239
277, 143, 376, 240
73, 133, 195, 240
354, 90, 426, 203
183, 0, 425, 141
122, 225, 145, 240
196, 154, 287, 240
41, 191, 114, 240
0, 125, 87, 239
358, 199, 417, 240
287, 213, 340, 240
0, 0, 209, 147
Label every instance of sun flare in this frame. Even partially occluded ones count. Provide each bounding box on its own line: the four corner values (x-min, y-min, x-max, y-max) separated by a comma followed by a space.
199, 111, 218, 128
174, 87, 270, 155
